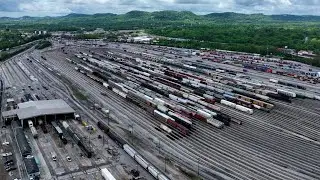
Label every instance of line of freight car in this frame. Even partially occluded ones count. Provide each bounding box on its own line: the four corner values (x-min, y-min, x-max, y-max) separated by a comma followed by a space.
221, 99, 254, 115
38, 119, 48, 133
163, 62, 206, 77
180, 103, 232, 126
154, 124, 180, 140
266, 92, 292, 103
127, 89, 194, 131
153, 110, 189, 136
164, 69, 204, 81
155, 77, 181, 90
124, 144, 170, 180
97, 121, 128, 146
270, 79, 306, 90
234, 94, 273, 111
184, 107, 224, 129
223, 93, 255, 109
179, 105, 230, 128
15, 127, 32, 157
61, 121, 93, 158
232, 88, 270, 102
141, 82, 170, 97
131, 84, 228, 127
51, 121, 68, 144
107, 75, 214, 132
30, 126, 38, 138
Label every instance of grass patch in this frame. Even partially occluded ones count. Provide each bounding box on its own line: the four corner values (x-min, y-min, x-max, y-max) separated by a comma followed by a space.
177, 165, 202, 180
71, 86, 87, 100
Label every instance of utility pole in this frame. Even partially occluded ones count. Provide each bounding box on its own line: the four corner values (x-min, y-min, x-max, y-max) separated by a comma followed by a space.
102, 134, 104, 148
197, 158, 200, 176
164, 156, 167, 173
129, 124, 133, 144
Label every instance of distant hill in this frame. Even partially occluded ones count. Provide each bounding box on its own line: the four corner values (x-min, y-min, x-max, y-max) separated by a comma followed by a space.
203, 12, 320, 22
270, 14, 320, 21
0, 10, 320, 32
1, 11, 319, 23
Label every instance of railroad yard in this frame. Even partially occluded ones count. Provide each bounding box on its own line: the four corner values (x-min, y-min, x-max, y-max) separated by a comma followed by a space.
1, 39, 320, 180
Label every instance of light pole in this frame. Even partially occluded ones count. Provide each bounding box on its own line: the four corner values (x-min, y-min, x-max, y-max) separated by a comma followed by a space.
164, 156, 167, 173
197, 157, 200, 176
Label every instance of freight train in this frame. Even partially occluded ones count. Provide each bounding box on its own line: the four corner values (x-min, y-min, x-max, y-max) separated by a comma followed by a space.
96, 121, 170, 180
15, 127, 32, 157
51, 121, 68, 144
61, 121, 94, 158
124, 144, 170, 180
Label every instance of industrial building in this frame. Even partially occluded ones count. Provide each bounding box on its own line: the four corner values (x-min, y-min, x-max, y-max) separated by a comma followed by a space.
2, 99, 75, 127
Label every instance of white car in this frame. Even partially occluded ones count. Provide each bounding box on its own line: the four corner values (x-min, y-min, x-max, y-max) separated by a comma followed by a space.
1, 152, 13, 157
66, 156, 71, 162
2, 141, 9, 145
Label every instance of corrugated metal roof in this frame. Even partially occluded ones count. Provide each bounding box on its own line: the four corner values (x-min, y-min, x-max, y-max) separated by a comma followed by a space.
2, 99, 75, 119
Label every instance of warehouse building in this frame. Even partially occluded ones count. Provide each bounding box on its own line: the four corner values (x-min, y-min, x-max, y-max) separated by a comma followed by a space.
2, 99, 75, 127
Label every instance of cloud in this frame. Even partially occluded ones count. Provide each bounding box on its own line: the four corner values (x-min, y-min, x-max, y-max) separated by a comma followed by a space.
0, 0, 319, 17
19, 0, 72, 15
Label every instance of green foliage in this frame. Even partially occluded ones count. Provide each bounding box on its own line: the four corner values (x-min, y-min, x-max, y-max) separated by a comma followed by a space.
282, 54, 320, 67
0, 44, 33, 61
0, 31, 50, 50
1, 11, 319, 66
71, 86, 88, 100
75, 33, 102, 39
35, 40, 52, 49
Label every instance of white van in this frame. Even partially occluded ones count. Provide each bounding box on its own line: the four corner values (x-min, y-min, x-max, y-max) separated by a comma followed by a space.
51, 152, 57, 161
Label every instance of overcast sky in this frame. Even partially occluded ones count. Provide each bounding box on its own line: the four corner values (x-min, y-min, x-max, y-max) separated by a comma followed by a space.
0, 0, 319, 17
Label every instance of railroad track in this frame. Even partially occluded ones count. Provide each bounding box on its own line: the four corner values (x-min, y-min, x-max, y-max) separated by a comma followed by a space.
28, 48, 320, 179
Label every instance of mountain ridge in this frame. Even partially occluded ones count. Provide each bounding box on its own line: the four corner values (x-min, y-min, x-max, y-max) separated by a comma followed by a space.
1, 10, 320, 22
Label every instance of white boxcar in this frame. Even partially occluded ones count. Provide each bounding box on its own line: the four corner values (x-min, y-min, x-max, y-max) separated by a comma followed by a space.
158, 174, 170, 180
235, 105, 253, 114
277, 89, 296, 98
160, 124, 172, 133
101, 168, 116, 180
28, 120, 33, 128
255, 94, 270, 101
30, 126, 38, 138
157, 105, 168, 113
118, 91, 127, 98
62, 121, 69, 129
269, 79, 279, 83
197, 109, 212, 119
203, 94, 214, 100
221, 100, 236, 108
154, 98, 166, 105
253, 104, 261, 109
202, 109, 218, 117
135, 155, 149, 169
103, 82, 109, 88
123, 144, 136, 157
169, 94, 179, 101
207, 118, 224, 129
148, 165, 160, 178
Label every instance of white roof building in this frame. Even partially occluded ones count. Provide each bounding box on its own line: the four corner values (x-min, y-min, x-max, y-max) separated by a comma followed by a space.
2, 99, 75, 120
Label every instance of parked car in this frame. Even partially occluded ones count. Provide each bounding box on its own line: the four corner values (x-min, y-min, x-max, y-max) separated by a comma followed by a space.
66, 156, 71, 162
1, 152, 12, 157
